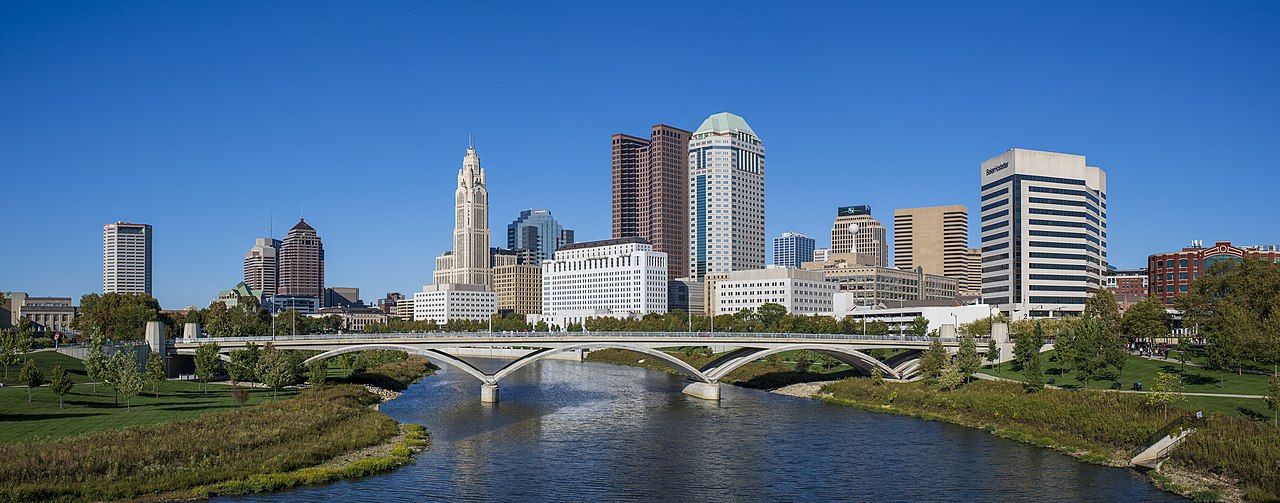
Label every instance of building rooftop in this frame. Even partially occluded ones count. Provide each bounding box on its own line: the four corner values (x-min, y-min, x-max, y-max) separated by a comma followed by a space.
558, 237, 649, 251
290, 218, 315, 232
694, 112, 756, 136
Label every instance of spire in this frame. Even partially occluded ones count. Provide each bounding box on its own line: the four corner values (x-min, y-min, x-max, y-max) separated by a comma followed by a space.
468, 133, 475, 152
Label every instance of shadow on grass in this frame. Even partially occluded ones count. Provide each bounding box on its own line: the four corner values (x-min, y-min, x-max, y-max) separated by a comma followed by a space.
735, 369, 863, 390
1236, 407, 1269, 421
1182, 374, 1223, 387
0, 412, 106, 421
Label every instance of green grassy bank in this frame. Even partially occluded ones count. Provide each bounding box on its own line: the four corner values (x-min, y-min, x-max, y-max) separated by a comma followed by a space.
820, 378, 1280, 501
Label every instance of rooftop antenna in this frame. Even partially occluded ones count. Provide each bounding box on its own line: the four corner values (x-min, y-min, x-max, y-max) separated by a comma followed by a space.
468, 133, 475, 150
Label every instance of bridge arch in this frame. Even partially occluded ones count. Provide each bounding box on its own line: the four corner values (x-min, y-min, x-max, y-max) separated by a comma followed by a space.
702, 344, 896, 381
491, 343, 712, 383
303, 344, 491, 383
173, 349, 231, 362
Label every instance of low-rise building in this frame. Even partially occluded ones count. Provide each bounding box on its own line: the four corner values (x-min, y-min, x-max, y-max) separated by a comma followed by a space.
413, 284, 495, 324
313, 306, 389, 332
392, 296, 415, 320
713, 267, 837, 316
1105, 267, 1149, 309
1148, 241, 1280, 305
667, 278, 704, 314
802, 253, 958, 307
2, 292, 79, 332
540, 237, 667, 328
215, 282, 265, 308
832, 300, 999, 335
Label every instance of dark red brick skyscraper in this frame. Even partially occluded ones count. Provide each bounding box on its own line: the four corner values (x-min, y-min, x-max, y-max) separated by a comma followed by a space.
612, 124, 691, 278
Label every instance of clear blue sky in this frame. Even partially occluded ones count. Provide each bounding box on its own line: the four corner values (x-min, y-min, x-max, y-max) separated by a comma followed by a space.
2, 1, 1277, 309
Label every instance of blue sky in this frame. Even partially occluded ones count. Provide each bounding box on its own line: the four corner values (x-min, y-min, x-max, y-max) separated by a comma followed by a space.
2, 1, 1277, 309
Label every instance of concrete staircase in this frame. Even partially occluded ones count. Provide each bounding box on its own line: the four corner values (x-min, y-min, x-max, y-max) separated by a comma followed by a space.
1129, 416, 1204, 469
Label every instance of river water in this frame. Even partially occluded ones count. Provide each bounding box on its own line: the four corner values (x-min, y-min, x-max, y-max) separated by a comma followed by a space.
227, 358, 1182, 502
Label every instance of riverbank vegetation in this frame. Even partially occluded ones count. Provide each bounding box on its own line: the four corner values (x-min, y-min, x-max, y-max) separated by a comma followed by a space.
820, 378, 1280, 500
0, 385, 402, 502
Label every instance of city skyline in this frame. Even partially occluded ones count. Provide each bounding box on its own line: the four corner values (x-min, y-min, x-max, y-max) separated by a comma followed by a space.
3, 2, 1279, 308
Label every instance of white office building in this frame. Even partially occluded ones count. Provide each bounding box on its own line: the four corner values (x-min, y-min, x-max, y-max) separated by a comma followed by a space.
980, 149, 1107, 318
832, 298, 999, 335
413, 283, 495, 324
689, 112, 765, 280
713, 266, 836, 316
103, 221, 152, 295
540, 237, 668, 328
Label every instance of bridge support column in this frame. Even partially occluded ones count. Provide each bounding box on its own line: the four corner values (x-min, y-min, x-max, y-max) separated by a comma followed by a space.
481, 382, 499, 403
682, 381, 720, 401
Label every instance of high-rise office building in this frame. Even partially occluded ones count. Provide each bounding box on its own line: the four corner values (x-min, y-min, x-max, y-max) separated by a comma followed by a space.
688, 112, 765, 280
893, 205, 969, 287
507, 209, 574, 265
965, 248, 982, 297
830, 205, 888, 267
773, 232, 815, 268
243, 237, 281, 299
612, 124, 691, 278
435, 142, 493, 289
493, 263, 542, 314
980, 148, 1107, 318
278, 218, 325, 300
103, 221, 152, 295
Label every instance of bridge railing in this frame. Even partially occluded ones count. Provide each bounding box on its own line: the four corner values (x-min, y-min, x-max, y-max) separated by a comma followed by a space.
176, 331, 956, 344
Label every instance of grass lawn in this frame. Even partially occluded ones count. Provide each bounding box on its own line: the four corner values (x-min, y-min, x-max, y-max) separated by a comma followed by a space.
0, 351, 92, 385
0, 378, 299, 444
985, 350, 1274, 395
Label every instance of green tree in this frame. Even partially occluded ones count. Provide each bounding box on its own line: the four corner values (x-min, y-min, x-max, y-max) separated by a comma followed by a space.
308, 359, 328, 387
1069, 318, 1124, 389
756, 303, 788, 329
226, 342, 261, 384
1083, 289, 1122, 337
534, 319, 549, 332
0, 330, 19, 380
1022, 350, 1045, 393
83, 336, 108, 393
114, 347, 145, 411
194, 342, 222, 394
49, 365, 73, 409
1012, 321, 1045, 370
865, 320, 890, 336
956, 333, 980, 383
793, 351, 814, 373
1145, 371, 1186, 419
145, 352, 166, 398
72, 293, 162, 340
1053, 318, 1078, 376
985, 336, 1001, 370
1121, 296, 1171, 343
909, 316, 930, 337
918, 336, 947, 379
255, 345, 294, 399
937, 362, 966, 391
871, 366, 884, 385
19, 359, 43, 402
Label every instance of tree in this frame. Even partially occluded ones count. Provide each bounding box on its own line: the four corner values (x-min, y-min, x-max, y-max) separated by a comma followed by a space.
145, 352, 166, 398
793, 351, 814, 373
1070, 318, 1113, 389
19, 359, 43, 402
909, 316, 930, 337
871, 366, 884, 385
1267, 376, 1280, 428
194, 342, 222, 394
986, 336, 1001, 370
956, 333, 980, 383
0, 330, 19, 380
865, 320, 890, 336
534, 319, 549, 332
226, 342, 261, 384
256, 345, 294, 399
918, 336, 947, 379
1023, 350, 1045, 393
83, 336, 108, 393
72, 293, 162, 341
1053, 318, 1078, 376
1083, 289, 1122, 337
49, 365, 73, 409
308, 359, 328, 387
756, 303, 788, 329
113, 347, 145, 411
1012, 322, 1045, 370
1121, 296, 1171, 344
937, 362, 966, 391
1146, 371, 1186, 419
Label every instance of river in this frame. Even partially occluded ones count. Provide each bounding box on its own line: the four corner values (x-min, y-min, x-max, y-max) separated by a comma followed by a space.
227, 358, 1182, 502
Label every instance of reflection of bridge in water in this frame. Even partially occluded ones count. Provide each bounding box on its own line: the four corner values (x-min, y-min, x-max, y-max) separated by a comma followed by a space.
171, 332, 999, 402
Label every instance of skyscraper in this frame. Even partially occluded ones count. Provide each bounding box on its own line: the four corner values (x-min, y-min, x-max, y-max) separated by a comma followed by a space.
773, 232, 815, 268
612, 124, 691, 278
830, 205, 888, 267
688, 112, 765, 280
893, 205, 969, 286
278, 218, 325, 300
980, 148, 1107, 318
507, 209, 574, 265
434, 142, 492, 289
964, 247, 982, 297
243, 237, 281, 299
103, 221, 152, 295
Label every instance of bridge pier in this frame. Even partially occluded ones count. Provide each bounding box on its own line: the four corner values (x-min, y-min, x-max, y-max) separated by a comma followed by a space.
682, 381, 720, 400
481, 382, 499, 403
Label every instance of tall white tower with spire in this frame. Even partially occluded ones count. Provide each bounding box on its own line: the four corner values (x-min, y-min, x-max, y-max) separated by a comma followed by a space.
434, 141, 493, 288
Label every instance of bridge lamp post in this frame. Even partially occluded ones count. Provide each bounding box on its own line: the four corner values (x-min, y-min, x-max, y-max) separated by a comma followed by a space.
951, 313, 958, 336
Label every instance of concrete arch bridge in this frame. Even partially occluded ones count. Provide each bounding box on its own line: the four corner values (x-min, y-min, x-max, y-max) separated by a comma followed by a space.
171, 332, 1004, 402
